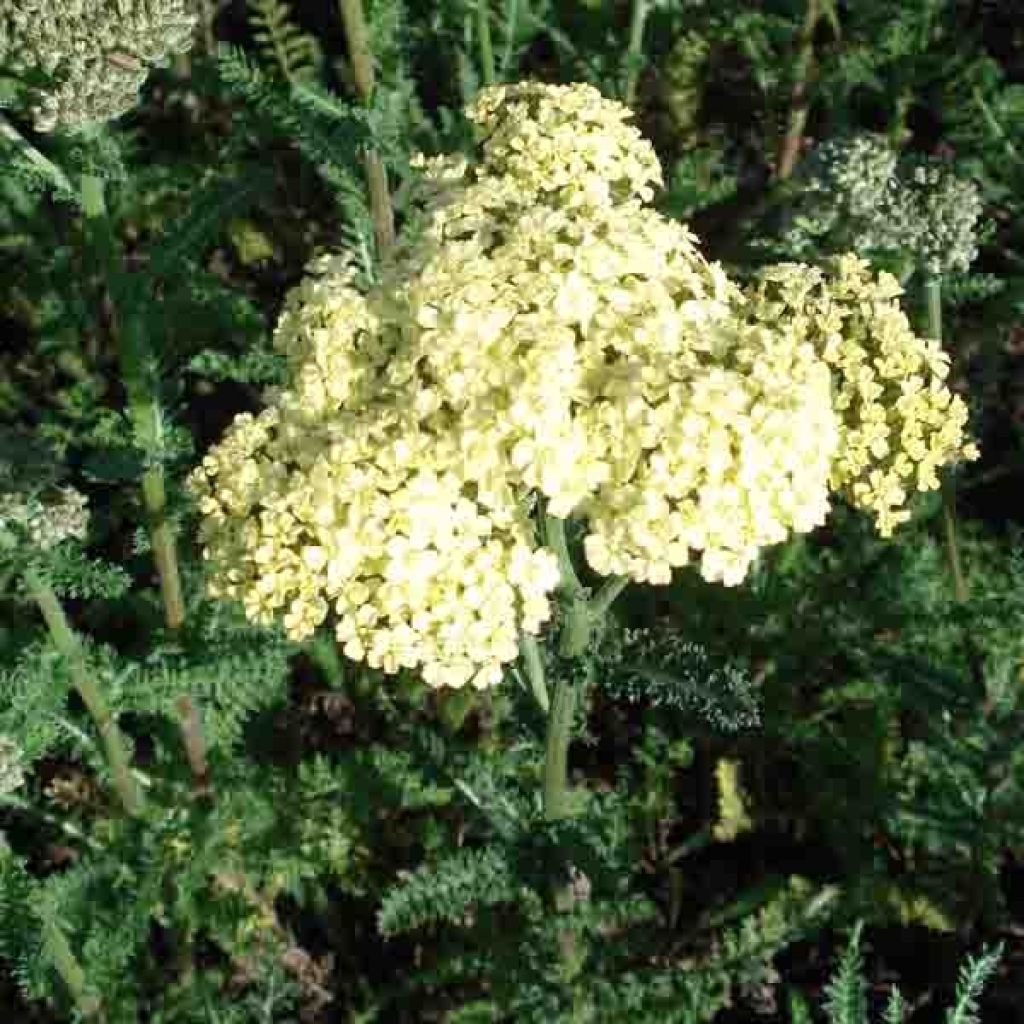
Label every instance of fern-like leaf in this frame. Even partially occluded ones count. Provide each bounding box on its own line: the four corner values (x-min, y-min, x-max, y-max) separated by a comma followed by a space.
378, 847, 518, 937
247, 0, 320, 81
945, 946, 1001, 1024
824, 923, 868, 1024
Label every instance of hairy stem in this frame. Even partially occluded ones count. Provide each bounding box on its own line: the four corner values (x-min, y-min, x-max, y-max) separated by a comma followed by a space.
543, 511, 586, 599
520, 633, 549, 713
41, 910, 104, 1020
477, 0, 496, 85
623, 0, 651, 106
776, 0, 820, 180
590, 575, 629, 618
543, 673, 576, 821
339, 0, 396, 258
24, 568, 144, 817
81, 172, 186, 630
175, 695, 212, 796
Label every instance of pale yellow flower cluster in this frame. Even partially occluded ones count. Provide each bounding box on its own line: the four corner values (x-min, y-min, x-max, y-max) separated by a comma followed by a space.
746, 255, 977, 535
192, 83, 975, 690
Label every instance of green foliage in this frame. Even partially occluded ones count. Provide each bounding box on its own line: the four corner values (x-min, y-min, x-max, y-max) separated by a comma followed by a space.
378, 846, 519, 936
1, 0, 1024, 1021
823, 924, 1000, 1024
247, 0, 321, 82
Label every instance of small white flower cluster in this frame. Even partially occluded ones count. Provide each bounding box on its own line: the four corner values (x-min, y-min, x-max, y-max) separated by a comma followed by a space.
787, 134, 983, 276
0, 0, 196, 131
0, 486, 89, 552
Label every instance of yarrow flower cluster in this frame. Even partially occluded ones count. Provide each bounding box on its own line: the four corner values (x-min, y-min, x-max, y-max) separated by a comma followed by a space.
746, 255, 978, 535
0, 0, 196, 131
785, 134, 983, 276
192, 83, 975, 690
0, 486, 89, 552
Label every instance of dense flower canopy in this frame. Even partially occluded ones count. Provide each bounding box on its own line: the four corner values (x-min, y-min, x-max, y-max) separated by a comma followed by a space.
191, 82, 975, 689
0, 0, 196, 131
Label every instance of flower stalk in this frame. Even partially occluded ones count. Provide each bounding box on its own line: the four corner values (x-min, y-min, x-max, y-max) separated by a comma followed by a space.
23, 567, 144, 817
339, 0, 396, 259
476, 0, 496, 86
623, 0, 651, 106
81, 172, 186, 631
776, 0, 822, 180
40, 909, 104, 1021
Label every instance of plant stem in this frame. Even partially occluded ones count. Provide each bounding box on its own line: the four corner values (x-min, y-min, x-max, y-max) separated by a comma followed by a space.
923, 274, 943, 346
499, 0, 520, 79
41, 911, 104, 1021
590, 575, 629, 618
175, 695, 212, 796
543, 511, 585, 599
477, 0, 496, 86
81, 172, 186, 630
520, 633, 549, 713
339, 0, 396, 259
623, 0, 651, 106
543, 673, 576, 821
776, 0, 820, 181
24, 568, 144, 817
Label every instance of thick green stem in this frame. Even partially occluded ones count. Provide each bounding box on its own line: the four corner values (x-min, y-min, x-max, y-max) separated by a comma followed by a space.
499, 0, 520, 79
24, 569, 144, 817
81, 172, 186, 630
590, 575, 628, 618
923, 275, 943, 346
476, 0, 496, 86
543, 673, 576, 821
41, 911, 103, 1020
623, 0, 651, 106
543, 511, 585, 599
339, 0, 396, 259
520, 633, 549, 713
776, 0, 820, 180
142, 466, 186, 630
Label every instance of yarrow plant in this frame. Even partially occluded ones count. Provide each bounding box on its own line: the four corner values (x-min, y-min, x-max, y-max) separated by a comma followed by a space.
0, 0, 196, 132
782, 134, 984, 277
191, 82, 976, 692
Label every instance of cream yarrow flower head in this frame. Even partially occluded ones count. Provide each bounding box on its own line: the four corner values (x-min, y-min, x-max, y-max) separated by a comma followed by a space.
746, 255, 977, 535
193, 84, 966, 692
0, 0, 196, 131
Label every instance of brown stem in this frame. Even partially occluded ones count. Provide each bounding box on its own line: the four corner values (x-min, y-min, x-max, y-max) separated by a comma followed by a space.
339, 0, 395, 258
776, 0, 820, 181
175, 695, 212, 796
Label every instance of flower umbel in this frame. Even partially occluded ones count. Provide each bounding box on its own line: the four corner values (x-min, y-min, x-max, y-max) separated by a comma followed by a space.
192, 84, 976, 689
